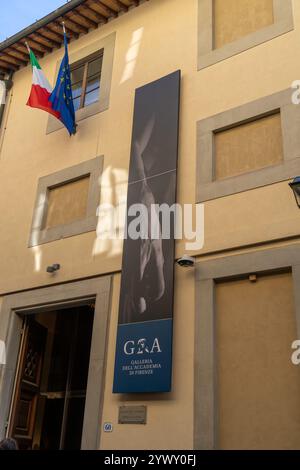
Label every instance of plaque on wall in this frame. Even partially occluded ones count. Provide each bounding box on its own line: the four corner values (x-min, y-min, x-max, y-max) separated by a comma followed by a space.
118, 406, 147, 425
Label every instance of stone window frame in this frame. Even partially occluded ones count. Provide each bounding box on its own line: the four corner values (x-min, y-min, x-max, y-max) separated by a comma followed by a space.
196, 88, 300, 202
46, 32, 116, 134
28, 156, 103, 247
198, 0, 294, 70
0, 275, 112, 449
194, 244, 300, 449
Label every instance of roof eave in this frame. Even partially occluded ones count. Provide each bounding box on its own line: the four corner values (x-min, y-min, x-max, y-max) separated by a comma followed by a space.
0, 0, 87, 53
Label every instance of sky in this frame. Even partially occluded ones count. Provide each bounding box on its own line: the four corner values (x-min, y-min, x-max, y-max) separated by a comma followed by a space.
0, 0, 69, 42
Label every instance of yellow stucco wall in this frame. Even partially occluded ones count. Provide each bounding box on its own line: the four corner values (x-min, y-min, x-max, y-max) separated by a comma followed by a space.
100, 268, 194, 450
0, 0, 300, 450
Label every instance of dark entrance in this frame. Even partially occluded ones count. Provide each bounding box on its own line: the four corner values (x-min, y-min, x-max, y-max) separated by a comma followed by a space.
8, 305, 94, 450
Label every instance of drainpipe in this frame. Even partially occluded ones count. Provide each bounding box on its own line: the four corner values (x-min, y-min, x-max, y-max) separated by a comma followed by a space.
0, 72, 13, 129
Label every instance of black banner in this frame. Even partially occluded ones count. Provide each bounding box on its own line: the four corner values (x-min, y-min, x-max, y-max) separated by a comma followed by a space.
113, 71, 181, 393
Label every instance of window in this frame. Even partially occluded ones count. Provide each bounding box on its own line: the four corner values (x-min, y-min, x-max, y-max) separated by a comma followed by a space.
44, 176, 90, 229
198, 0, 294, 69
215, 271, 300, 450
195, 246, 300, 449
213, 0, 274, 49
214, 112, 283, 180
29, 157, 103, 246
71, 52, 103, 112
196, 89, 300, 202
47, 33, 115, 134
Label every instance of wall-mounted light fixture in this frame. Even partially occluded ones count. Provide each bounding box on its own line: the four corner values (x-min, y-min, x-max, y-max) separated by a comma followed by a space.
289, 177, 300, 208
46, 264, 61, 274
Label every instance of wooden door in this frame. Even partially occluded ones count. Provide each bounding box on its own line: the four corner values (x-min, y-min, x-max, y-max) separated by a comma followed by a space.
9, 318, 47, 450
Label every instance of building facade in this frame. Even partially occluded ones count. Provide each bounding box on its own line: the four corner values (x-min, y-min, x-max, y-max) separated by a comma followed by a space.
0, 0, 300, 450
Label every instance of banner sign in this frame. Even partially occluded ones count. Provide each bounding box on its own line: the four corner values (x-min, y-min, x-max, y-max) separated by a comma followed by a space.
113, 70, 181, 393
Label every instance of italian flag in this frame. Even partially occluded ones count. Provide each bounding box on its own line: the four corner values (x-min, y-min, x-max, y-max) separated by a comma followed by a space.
27, 49, 60, 120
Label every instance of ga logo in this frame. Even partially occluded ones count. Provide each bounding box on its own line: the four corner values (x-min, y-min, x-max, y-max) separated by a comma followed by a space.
124, 337, 162, 356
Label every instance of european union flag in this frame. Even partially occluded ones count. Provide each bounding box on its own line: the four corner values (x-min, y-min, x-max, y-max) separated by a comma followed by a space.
49, 33, 76, 136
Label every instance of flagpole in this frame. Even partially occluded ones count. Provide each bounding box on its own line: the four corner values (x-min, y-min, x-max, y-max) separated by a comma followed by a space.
24, 41, 31, 54
60, 20, 76, 136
